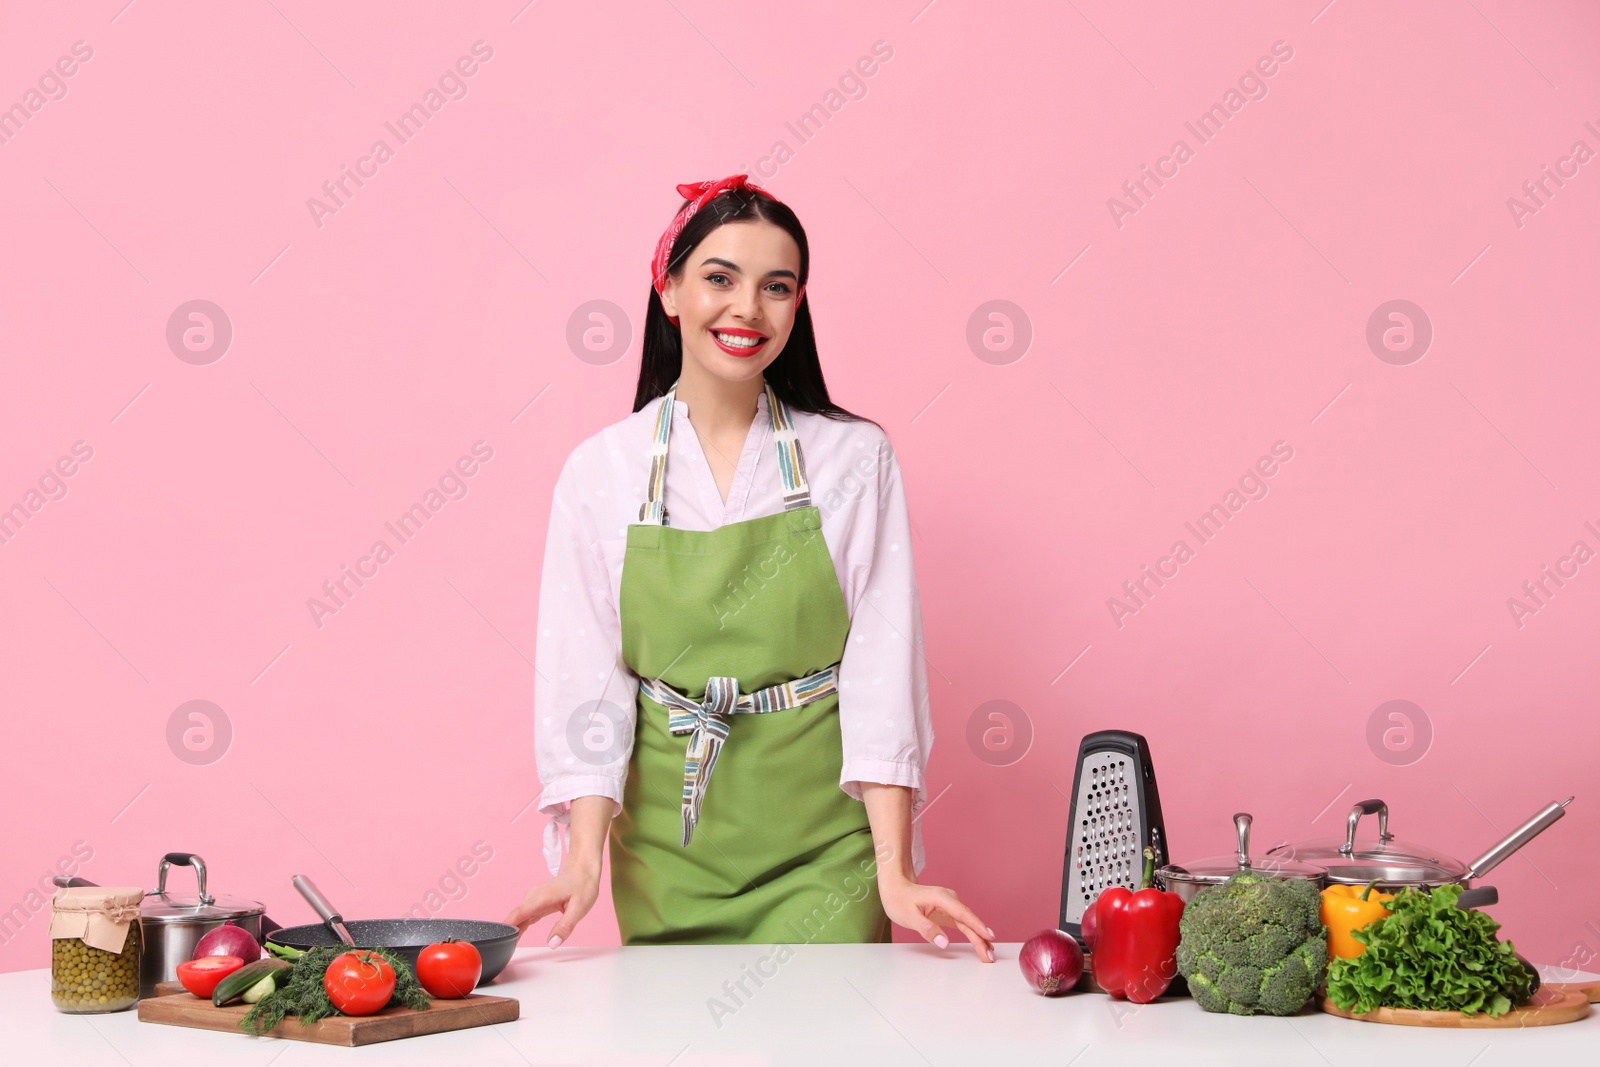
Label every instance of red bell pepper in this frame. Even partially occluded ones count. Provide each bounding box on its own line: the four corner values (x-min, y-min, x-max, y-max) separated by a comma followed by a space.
1088, 846, 1185, 1003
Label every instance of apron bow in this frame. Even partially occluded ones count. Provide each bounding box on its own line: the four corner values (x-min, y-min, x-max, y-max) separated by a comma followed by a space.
667, 675, 741, 846
640, 664, 842, 848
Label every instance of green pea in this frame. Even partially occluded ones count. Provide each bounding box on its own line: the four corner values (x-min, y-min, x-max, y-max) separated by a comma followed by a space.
52, 923, 139, 1013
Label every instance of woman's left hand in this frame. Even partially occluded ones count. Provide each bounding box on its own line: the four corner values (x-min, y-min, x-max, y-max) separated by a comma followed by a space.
878, 873, 995, 962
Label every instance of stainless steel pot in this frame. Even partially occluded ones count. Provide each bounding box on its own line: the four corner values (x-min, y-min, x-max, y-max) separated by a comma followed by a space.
138, 853, 266, 998
1156, 812, 1328, 903
55, 852, 266, 998
1264, 796, 1571, 892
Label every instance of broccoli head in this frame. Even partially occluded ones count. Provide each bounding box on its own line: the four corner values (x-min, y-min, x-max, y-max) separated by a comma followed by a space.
1175, 870, 1329, 1016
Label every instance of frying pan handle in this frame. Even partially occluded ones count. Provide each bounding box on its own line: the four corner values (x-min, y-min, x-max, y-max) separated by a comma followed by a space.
51, 876, 99, 889
1467, 797, 1572, 879
1341, 799, 1391, 856
292, 874, 345, 926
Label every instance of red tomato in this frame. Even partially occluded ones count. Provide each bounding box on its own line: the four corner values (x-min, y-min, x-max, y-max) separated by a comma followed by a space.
176, 955, 245, 999
415, 940, 482, 999
322, 951, 396, 1016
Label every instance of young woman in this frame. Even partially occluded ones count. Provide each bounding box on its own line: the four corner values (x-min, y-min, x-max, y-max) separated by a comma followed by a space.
505, 174, 993, 962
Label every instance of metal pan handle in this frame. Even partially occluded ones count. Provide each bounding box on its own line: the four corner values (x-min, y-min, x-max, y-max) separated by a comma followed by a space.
1342, 799, 1391, 855
1467, 797, 1571, 879
292, 874, 356, 946
51, 876, 98, 889
292, 874, 343, 925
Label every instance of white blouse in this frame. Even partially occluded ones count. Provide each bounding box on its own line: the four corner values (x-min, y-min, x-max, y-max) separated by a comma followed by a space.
534, 389, 932, 880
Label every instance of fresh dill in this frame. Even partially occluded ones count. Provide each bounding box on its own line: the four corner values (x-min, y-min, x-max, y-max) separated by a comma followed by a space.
240, 945, 431, 1035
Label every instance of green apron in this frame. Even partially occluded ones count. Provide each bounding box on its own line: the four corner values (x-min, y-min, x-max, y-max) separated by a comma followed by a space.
609, 378, 891, 945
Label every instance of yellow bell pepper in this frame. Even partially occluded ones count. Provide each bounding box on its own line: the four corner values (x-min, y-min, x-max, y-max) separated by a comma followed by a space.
1320, 881, 1393, 959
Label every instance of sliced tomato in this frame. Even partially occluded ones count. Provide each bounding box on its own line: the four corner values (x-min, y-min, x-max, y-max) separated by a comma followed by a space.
323, 950, 396, 1016
177, 954, 245, 999
415, 939, 482, 999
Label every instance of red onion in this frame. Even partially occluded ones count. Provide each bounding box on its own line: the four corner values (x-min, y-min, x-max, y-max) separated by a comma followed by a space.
1019, 928, 1084, 996
193, 921, 261, 964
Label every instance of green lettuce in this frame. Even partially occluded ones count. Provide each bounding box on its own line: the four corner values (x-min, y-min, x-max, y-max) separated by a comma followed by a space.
1325, 883, 1535, 1017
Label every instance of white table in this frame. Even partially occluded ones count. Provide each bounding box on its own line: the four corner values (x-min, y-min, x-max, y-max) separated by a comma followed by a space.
3, 945, 1594, 1065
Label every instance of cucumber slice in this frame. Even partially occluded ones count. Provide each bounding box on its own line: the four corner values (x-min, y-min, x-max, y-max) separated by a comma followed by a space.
240, 971, 279, 1004
213, 958, 292, 1006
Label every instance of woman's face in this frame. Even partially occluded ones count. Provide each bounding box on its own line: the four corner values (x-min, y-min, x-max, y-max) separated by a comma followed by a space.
661, 219, 803, 385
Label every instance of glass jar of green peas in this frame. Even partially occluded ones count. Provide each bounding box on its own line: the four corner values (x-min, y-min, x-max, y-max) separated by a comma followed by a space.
48, 887, 144, 1013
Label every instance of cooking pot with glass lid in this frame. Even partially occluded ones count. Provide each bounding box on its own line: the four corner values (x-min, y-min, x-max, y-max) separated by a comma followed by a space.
1264, 796, 1571, 892
1155, 812, 1327, 902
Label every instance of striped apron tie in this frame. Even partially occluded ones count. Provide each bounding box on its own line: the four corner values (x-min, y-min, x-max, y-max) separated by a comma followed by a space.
639, 664, 842, 846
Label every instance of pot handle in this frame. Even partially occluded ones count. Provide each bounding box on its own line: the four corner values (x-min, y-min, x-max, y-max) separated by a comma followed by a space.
1341, 799, 1391, 855
1234, 812, 1253, 869
1467, 797, 1571, 879
156, 852, 214, 906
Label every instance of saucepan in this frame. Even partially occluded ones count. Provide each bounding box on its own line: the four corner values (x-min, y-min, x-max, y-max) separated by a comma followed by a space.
1263, 796, 1572, 892
1156, 796, 1571, 900
265, 875, 519, 987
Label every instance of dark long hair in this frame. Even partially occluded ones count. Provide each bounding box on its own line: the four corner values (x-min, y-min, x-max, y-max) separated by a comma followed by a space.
632, 185, 875, 427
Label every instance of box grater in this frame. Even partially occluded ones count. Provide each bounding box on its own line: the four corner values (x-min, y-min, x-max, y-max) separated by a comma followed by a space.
1057, 729, 1169, 946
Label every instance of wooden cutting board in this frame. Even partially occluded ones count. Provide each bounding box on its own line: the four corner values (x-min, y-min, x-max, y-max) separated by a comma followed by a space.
1545, 978, 1600, 1003
138, 989, 519, 1046
1319, 985, 1589, 1028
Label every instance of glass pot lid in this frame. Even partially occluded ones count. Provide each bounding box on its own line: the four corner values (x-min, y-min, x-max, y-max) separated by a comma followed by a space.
1263, 799, 1469, 883
1157, 812, 1326, 885
138, 853, 265, 924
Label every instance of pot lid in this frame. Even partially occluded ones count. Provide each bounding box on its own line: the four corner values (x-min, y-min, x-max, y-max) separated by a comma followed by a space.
138, 853, 265, 924
1157, 812, 1325, 885
1263, 800, 1470, 883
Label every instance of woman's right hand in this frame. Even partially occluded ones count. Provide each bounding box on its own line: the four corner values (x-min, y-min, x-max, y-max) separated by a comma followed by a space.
504, 860, 601, 948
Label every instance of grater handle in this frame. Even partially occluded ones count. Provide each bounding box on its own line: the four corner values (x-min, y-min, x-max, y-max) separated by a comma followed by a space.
1234, 812, 1253, 869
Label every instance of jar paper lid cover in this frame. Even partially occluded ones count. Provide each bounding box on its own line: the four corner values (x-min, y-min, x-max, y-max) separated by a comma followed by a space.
49, 887, 143, 953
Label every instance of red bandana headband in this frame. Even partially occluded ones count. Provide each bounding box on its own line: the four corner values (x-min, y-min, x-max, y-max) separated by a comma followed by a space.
650, 173, 806, 325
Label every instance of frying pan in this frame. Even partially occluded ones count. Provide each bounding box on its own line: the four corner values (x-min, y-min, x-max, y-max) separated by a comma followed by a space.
267, 875, 519, 987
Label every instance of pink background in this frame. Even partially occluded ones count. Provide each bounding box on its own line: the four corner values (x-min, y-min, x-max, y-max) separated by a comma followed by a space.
2, 0, 1597, 975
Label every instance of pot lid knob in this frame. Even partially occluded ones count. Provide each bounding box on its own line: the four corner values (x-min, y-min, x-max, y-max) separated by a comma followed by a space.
1234, 812, 1253, 870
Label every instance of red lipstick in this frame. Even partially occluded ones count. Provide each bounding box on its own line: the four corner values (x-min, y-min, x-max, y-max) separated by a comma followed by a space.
710, 327, 769, 358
